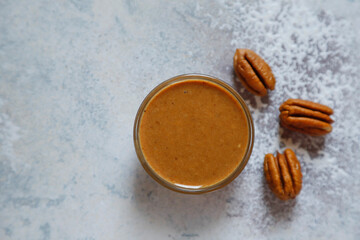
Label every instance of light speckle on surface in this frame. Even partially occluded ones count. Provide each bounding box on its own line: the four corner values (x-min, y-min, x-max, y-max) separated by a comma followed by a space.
0, 0, 360, 239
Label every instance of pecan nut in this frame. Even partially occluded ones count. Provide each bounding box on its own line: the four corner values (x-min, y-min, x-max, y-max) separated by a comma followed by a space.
264, 149, 302, 200
279, 99, 334, 136
233, 49, 276, 96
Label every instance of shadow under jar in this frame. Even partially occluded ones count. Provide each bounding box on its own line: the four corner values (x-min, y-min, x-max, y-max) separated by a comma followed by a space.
134, 74, 254, 194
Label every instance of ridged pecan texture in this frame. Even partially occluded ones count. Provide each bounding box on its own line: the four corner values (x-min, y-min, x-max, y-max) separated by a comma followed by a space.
233, 49, 276, 96
279, 99, 334, 136
264, 149, 302, 200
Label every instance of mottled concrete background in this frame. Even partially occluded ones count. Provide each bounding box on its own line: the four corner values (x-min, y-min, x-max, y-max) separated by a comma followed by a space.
1, 0, 360, 239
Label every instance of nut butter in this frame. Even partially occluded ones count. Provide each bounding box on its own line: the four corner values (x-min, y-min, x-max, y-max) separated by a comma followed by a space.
134, 74, 254, 193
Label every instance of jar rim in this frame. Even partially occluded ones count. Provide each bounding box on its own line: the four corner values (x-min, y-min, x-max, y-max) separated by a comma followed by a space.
133, 73, 254, 194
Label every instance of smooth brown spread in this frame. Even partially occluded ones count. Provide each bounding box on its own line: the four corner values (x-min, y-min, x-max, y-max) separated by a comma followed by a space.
139, 80, 249, 188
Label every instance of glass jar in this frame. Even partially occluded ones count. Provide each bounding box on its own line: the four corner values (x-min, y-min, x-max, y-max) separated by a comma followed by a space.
133, 74, 254, 194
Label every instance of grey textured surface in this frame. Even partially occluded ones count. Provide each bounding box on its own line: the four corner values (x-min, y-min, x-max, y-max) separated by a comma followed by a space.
1, 0, 360, 239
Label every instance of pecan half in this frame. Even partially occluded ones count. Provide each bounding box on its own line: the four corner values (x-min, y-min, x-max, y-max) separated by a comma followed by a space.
233, 49, 276, 96
264, 149, 302, 200
279, 99, 334, 136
